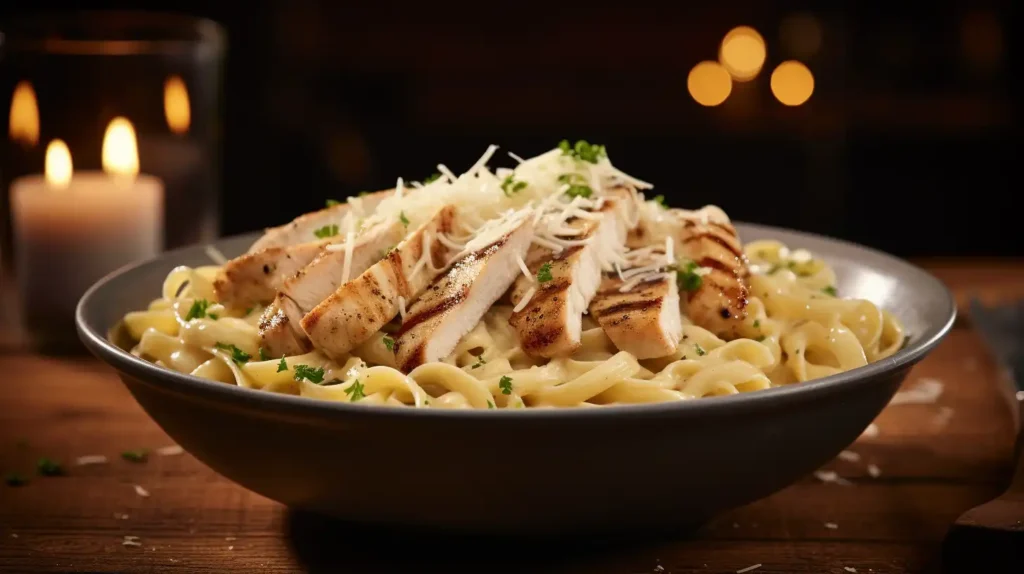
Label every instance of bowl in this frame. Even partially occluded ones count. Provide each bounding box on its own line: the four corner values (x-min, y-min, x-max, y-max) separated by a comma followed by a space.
76, 223, 956, 536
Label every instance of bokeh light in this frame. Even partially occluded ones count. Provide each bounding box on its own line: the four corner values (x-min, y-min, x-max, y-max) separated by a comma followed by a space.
718, 26, 766, 81
687, 61, 733, 107
770, 61, 814, 106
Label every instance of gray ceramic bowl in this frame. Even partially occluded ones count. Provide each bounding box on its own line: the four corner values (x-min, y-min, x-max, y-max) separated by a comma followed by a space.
76, 223, 955, 536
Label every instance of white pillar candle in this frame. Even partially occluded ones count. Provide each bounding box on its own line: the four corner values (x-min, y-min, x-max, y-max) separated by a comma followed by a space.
10, 119, 165, 339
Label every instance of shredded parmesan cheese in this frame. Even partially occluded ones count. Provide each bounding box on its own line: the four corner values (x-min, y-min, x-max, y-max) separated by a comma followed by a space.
814, 470, 854, 486
736, 565, 762, 574
133, 484, 150, 497
397, 296, 407, 322
76, 455, 108, 466
513, 288, 536, 313
156, 445, 184, 456
837, 450, 861, 462
205, 245, 228, 265
515, 254, 533, 281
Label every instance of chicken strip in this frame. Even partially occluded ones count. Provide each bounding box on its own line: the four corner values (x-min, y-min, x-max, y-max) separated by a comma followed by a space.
301, 206, 458, 360
507, 198, 630, 358
676, 211, 750, 339
394, 210, 535, 372
247, 190, 392, 254
213, 239, 335, 309
589, 260, 682, 360
258, 220, 406, 357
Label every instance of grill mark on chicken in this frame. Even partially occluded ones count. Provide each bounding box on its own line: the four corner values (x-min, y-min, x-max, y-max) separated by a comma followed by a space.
594, 297, 663, 318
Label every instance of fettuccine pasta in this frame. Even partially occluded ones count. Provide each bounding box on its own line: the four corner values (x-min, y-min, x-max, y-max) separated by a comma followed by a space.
122, 240, 905, 409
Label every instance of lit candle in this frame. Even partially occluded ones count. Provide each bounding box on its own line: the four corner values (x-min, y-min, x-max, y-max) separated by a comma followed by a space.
10, 117, 164, 342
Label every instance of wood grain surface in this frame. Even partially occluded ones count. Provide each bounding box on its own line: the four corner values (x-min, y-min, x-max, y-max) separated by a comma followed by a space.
1, 260, 1022, 573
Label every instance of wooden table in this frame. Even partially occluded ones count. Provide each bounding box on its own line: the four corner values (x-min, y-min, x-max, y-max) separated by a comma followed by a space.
1, 260, 1022, 574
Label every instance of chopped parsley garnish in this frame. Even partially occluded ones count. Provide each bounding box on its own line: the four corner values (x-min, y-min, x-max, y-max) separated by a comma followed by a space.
423, 173, 442, 184
277, 358, 288, 373
487, 400, 495, 409
208, 313, 219, 320
471, 356, 487, 369
753, 319, 760, 328
326, 199, 341, 207
36, 458, 64, 476
755, 335, 766, 342
383, 245, 396, 257
653, 194, 667, 208
185, 299, 210, 321
358, 190, 371, 197
313, 224, 340, 239
537, 262, 554, 283
558, 139, 607, 163
293, 364, 325, 384
557, 173, 593, 198
258, 348, 270, 361
399, 211, 410, 226
499, 376, 513, 395
501, 175, 528, 196
694, 344, 707, 356
4, 472, 27, 486
344, 380, 366, 401
215, 343, 251, 365
382, 336, 395, 352
822, 285, 838, 297
676, 261, 704, 292
121, 449, 149, 463
244, 306, 255, 316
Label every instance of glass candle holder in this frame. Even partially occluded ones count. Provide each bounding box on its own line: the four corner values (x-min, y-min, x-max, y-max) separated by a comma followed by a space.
0, 12, 225, 352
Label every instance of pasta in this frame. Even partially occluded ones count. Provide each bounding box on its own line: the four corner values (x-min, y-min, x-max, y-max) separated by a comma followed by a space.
120, 142, 906, 410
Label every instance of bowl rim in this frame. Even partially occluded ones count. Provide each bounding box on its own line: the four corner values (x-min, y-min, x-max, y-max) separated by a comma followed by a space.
76, 222, 957, 422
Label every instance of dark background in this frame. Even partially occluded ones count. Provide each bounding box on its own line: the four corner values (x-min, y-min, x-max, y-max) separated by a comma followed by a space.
1, 1, 1017, 257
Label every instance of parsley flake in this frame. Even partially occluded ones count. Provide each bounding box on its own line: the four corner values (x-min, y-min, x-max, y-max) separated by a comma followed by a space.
36, 458, 64, 477
676, 261, 704, 292
258, 348, 270, 361
487, 400, 495, 409
653, 194, 667, 208
755, 335, 766, 342
694, 344, 707, 356
753, 319, 760, 328
208, 313, 219, 320
185, 299, 210, 321
499, 376, 513, 395
215, 343, 251, 365
344, 380, 366, 401
558, 139, 607, 163
4, 472, 27, 487
822, 285, 838, 297
244, 306, 255, 316
277, 358, 288, 373
537, 262, 554, 283
471, 356, 487, 369
121, 450, 149, 463
399, 211, 410, 227
313, 224, 339, 238
501, 175, 528, 196
293, 364, 325, 384
557, 174, 593, 198
423, 173, 442, 184
382, 336, 395, 352
326, 199, 341, 207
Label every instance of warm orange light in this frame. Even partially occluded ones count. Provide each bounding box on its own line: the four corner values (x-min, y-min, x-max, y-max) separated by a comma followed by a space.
102, 117, 139, 179
687, 61, 732, 107
779, 13, 823, 60
770, 61, 815, 106
44, 139, 73, 189
719, 26, 766, 81
9, 81, 40, 147
163, 75, 191, 135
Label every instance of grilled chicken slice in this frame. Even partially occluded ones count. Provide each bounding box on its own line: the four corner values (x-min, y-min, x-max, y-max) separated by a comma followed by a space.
247, 189, 392, 254
676, 211, 750, 339
507, 199, 631, 358
257, 301, 310, 357
258, 220, 406, 357
394, 212, 535, 372
589, 265, 682, 360
213, 239, 335, 309
301, 206, 458, 360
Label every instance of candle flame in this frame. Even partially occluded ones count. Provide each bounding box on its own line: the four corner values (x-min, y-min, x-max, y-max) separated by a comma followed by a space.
102, 117, 139, 179
45, 139, 73, 189
9, 80, 40, 147
163, 75, 191, 135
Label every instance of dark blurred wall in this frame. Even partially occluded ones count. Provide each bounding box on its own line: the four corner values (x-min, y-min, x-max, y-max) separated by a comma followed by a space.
2, 1, 1017, 256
